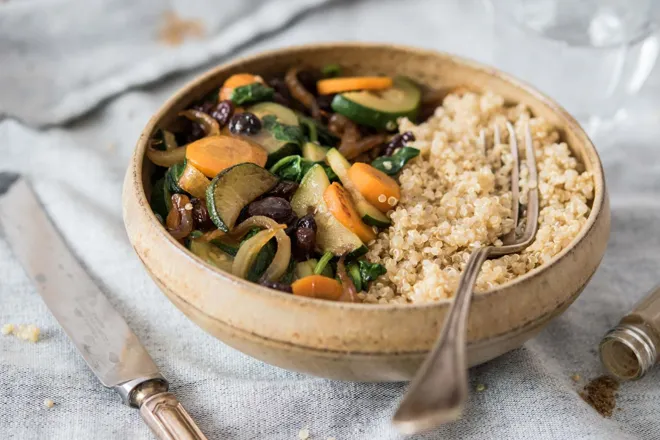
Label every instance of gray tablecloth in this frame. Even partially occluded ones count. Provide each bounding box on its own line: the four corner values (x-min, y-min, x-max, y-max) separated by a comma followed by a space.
1, 1, 660, 439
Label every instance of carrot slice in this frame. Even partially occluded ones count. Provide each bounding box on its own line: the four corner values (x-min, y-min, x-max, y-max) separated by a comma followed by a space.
219, 74, 264, 101
323, 182, 376, 243
186, 135, 267, 178
317, 76, 393, 95
347, 163, 401, 213
292, 275, 343, 301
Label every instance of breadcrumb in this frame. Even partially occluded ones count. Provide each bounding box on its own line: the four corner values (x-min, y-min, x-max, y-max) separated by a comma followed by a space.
298, 428, 310, 440
15, 324, 40, 342
1, 323, 14, 335
44, 399, 55, 408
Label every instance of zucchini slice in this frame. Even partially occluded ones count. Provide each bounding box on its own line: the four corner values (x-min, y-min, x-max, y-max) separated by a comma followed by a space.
206, 163, 279, 232
331, 76, 421, 131
188, 238, 233, 273
302, 142, 329, 162
291, 164, 364, 256
178, 162, 209, 199
325, 149, 391, 228
246, 102, 302, 167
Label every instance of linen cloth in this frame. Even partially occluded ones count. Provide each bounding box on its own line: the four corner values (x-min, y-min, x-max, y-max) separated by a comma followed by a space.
1, 0, 660, 439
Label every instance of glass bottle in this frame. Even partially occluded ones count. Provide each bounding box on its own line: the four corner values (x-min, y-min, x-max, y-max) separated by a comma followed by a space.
600, 284, 660, 380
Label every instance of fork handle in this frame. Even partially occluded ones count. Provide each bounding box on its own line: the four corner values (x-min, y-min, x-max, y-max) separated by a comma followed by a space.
392, 246, 492, 433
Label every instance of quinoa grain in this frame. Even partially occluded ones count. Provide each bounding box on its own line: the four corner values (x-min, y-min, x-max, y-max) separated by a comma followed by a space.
363, 91, 593, 304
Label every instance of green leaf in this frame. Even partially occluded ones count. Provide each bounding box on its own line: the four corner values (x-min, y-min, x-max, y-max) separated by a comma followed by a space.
263, 115, 306, 146
230, 83, 275, 106
297, 114, 339, 147
358, 260, 386, 284
270, 155, 336, 183
247, 239, 276, 282
165, 161, 186, 194
270, 155, 305, 182
300, 118, 318, 143
314, 251, 334, 275
279, 258, 296, 284
347, 262, 363, 292
150, 177, 171, 220
371, 147, 420, 176
321, 63, 341, 78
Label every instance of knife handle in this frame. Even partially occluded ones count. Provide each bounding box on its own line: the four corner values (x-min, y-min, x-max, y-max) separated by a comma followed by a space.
140, 391, 208, 440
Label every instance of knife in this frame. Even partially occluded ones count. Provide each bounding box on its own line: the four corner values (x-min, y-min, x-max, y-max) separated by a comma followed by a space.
0, 173, 208, 440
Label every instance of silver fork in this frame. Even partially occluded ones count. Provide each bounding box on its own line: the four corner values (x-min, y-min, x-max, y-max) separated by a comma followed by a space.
392, 122, 540, 434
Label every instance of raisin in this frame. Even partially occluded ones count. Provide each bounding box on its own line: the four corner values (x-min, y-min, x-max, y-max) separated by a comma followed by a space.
294, 227, 316, 256
296, 214, 317, 232
247, 197, 293, 223
265, 181, 299, 201
191, 101, 215, 114
190, 198, 214, 231
229, 112, 261, 135
210, 100, 234, 127
258, 278, 293, 293
384, 131, 416, 156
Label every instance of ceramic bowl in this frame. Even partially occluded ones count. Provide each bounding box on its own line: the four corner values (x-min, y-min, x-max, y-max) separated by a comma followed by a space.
123, 43, 610, 381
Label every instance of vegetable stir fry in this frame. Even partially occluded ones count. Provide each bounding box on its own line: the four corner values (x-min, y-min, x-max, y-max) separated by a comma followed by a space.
148, 64, 422, 302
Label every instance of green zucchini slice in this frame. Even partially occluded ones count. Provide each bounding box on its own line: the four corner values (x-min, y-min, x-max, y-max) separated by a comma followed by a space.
205, 163, 279, 232
331, 76, 421, 131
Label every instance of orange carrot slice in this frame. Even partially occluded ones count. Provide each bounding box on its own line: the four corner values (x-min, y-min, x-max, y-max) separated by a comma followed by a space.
317, 76, 393, 95
347, 162, 401, 213
292, 275, 343, 301
323, 182, 376, 243
219, 74, 264, 101
186, 135, 267, 178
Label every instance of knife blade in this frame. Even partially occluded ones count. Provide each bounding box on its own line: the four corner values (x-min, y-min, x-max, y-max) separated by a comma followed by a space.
0, 173, 208, 440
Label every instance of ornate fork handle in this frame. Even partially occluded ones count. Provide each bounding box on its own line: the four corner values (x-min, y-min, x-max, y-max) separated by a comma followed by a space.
392, 246, 492, 433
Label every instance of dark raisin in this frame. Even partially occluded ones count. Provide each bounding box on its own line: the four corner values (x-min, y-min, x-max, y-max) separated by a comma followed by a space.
210, 100, 234, 127
192, 101, 215, 114
294, 227, 316, 256
265, 181, 299, 201
247, 197, 292, 223
384, 131, 416, 156
297, 69, 320, 95
229, 112, 261, 135
296, 214, 317, 232
190, 198, 215, 231
258, 278, 293, 293
268, 77, 293, 106
316, 94, 335, 112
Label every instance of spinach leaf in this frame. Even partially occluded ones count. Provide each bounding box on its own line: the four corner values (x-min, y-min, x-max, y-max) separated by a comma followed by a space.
262, 115, 306, 146
347, 262, 363, 292
150, 177, 170, 221
270, 155, 337, 183
279, 258, 296, 284
247, 239, 277, 282
321, 64, 341, 78
297, 114, 339, 147
371, 147, 420, 176
299, 118, 318, 143
270, 155, 305, 182
358, 260, 386, 283
165, 161, 186, 194
230, 83, 275, 106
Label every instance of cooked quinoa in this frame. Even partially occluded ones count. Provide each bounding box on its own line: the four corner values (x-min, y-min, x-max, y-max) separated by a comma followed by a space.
362, 91, 594, 304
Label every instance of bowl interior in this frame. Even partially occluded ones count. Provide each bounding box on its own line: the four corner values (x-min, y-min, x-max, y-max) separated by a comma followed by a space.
138, 43, 604, 305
